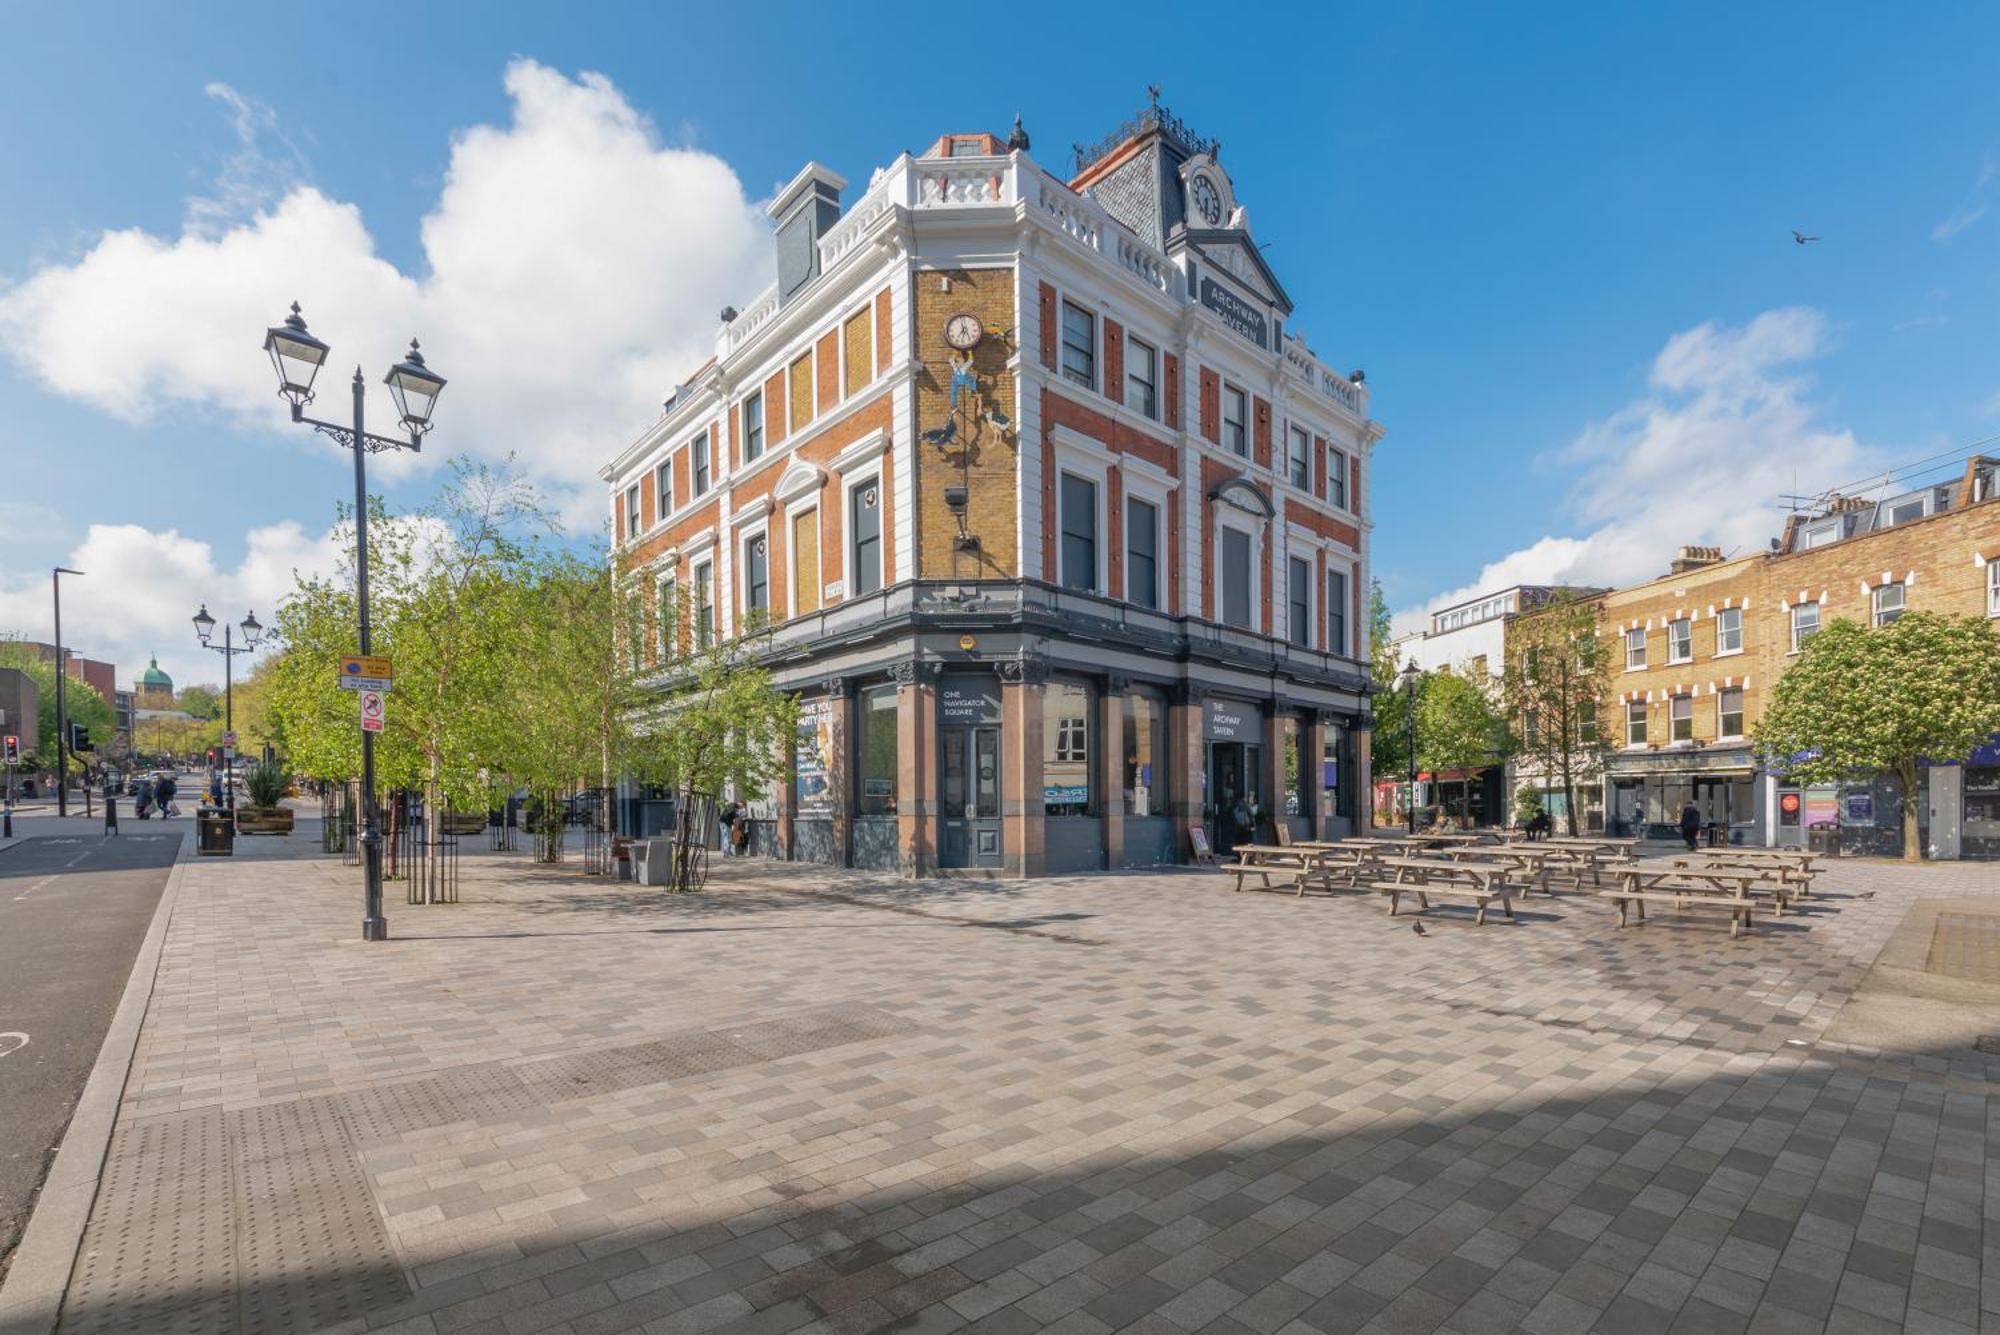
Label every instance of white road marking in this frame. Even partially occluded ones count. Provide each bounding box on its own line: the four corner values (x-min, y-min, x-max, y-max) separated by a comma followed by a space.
0, 1033, 27, 1058
14, 875, 56, 902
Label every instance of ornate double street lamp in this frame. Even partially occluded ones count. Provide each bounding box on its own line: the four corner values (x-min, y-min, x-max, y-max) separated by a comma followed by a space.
262, 303, 445, 942
1401, 659, 1421, 836
191, 606, 262, 814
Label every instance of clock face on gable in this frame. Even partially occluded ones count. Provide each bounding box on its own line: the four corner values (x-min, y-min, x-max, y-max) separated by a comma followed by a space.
1190, 173, 1223, 226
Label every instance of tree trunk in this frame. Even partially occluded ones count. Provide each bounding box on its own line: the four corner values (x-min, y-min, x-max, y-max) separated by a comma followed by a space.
1899, 760, 1922, 862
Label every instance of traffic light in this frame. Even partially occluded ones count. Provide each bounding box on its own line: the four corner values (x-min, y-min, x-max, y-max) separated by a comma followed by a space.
2, 735, 17, 766
205, 748, 216, 765
69, 722, 93, 753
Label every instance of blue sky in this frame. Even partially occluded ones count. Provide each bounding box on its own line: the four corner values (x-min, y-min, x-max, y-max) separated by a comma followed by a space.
3, 1, 1998, 685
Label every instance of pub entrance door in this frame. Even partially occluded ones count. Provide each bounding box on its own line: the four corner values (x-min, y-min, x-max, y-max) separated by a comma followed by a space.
941, 725, 1002, 868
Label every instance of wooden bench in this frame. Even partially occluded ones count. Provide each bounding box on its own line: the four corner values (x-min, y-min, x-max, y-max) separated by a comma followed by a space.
1373, 856, 1518, 925
1226, 845, 1345, 898
1367, 878, 1514, 924
1600, 884, 1759, 938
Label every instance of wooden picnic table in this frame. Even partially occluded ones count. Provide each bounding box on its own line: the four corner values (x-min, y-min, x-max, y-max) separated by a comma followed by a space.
1444, 845, 1559, 895
1373, 855, 1518, 925
1225, 844, 1352, 898
1675, 851, 1817, 897
1601, 866, 1789, 937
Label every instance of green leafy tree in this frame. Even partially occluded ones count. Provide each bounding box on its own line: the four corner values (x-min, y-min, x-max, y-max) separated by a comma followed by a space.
176, 684, 221, 720
650, 599, 798, 809
0, 641, 117, 774
1416, 668, 1508, 824
1754, 612, 2000, 861
1366, 579, 1414, 792
1503, 592, 1611, 836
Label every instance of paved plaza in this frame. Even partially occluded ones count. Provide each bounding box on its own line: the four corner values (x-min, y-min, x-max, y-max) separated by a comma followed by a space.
18, 830, 2000, 1335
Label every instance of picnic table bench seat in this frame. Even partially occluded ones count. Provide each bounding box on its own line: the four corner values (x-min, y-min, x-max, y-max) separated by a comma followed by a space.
1599, 886, 1761, 938
1366, 879, 1515, 925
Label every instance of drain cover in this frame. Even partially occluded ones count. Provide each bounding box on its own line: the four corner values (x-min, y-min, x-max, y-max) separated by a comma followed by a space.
1976, 1035, 2000, 1056
1924, 914, 2000, 984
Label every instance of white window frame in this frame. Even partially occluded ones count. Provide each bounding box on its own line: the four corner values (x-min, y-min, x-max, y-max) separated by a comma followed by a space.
1327, 564, 1350, 658
1057, 469, 1103, 594
692, 432, 711, 497
1328, 445, 1348, 509
1126, 337, 1158, 420
654, 460, 673, 522
1790, 602, 1819, 653
1215, 515, 1260, 631
1222, 384, 1248, 456
1989, 561, 2000, 618
1125, 495, 1161, 611
1625, 626, 1646, 671
1670, 694, 1693, 742
657, 573, 678, 661
1625, 700, 1647, 747
1667, 618, 1692, 664
1286, 553, 1314, 646
1716, 607, 1742, 655
846, 472, 885, 598
1060, 300, 1095, 390
692, 559, 715, 649
624, 484, 641, 540
742, 390, 765, 464
1718, 688, 1744, 739
1286, 425, 1310, 491
739, 527, 771, 622
1871, 582, 1904, 627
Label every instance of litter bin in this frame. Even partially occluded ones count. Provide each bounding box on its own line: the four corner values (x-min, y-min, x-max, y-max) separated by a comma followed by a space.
632, 839, 659, 886
196, 806, 236, 856
1807, 824, 1840, 858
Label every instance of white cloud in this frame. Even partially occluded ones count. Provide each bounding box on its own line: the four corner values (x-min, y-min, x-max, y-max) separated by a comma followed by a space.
1394, 307, 1882, 635
1932, 204, 1987, 243
0, 60, 773, 523
0, 520, 345, 691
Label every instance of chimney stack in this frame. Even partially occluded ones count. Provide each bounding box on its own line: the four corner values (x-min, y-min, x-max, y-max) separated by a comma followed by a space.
768, 162, 848, 307
1669, 545, 1723, 575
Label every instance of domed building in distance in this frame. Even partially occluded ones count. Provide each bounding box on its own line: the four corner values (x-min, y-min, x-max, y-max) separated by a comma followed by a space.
134, 656, 174, 710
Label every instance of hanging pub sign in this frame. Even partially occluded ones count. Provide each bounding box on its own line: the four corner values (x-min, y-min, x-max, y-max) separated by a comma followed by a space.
1203, 698, 1262, 742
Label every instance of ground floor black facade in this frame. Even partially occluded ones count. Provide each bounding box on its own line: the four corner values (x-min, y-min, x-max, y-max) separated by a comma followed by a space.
620, 580, 1374, 877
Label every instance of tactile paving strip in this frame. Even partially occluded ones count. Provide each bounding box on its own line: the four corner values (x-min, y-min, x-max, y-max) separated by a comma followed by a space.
57, 1004, 911, 1332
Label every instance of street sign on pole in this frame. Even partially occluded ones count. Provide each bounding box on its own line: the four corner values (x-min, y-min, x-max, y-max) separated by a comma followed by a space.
359, 689, 385, 733
223, 729, 238, 747
339, 656, 394, 693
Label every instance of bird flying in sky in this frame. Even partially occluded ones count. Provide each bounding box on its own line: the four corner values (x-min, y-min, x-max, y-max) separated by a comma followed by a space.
1792, 230, 1820, 245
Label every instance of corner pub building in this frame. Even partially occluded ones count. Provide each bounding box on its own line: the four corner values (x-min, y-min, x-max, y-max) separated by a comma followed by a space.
602, 97, 1382, 876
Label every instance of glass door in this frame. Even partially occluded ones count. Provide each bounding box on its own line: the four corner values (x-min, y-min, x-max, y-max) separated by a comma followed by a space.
940, 726, 1002, 867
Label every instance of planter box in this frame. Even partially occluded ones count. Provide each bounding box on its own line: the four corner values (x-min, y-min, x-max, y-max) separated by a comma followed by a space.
235, 807, 295, 835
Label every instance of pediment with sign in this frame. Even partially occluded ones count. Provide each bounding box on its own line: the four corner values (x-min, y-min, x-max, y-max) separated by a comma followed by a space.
1187, 233, 1291, 314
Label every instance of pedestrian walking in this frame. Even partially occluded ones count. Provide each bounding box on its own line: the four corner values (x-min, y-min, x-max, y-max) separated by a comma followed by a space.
156, 772, 178, 818
718, 801, 737, 857
1679, 801, 1701, 852
134, 775, 154, 820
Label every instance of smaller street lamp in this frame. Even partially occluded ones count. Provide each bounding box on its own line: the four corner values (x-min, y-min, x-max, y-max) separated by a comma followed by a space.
1400, 659, 1421, 836
193, 605, 264, 814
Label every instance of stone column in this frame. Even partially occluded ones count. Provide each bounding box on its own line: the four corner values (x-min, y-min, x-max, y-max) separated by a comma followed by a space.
1168, 685, 1203, 861
896, 663, 937, 878
1265, 707, 1289, 842
1354, 723, 1374, 833
829, 677, 854, 868
1100, 676, 1127, 870
1001, 655, 1046, 878
1307, 713, 1330, 840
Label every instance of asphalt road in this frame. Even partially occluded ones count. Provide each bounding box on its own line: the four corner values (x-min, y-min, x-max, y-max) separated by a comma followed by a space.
0, 831, 181, 1280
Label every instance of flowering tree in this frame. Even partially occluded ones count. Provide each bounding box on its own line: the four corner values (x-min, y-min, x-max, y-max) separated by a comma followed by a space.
1754, 612, 2000, 861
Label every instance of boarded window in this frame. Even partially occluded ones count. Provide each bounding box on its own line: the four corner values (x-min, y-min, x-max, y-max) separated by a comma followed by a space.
789, 354, 814, 434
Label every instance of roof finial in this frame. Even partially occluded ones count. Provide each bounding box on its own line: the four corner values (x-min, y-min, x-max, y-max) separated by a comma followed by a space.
1006, 114, 1030, 152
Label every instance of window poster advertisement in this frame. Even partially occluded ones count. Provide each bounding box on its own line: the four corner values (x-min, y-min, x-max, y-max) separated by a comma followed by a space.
795, 697, 834, 816
1803, 788, 1839, 829
1844, 792, 1875, 826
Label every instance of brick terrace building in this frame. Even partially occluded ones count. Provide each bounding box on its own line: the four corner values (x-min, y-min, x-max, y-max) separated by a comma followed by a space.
601, 99, 1381, 875
1504, 456, 2000, 857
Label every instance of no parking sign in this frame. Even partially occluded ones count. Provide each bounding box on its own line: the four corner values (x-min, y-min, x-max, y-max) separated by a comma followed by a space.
359, 690, 385, 733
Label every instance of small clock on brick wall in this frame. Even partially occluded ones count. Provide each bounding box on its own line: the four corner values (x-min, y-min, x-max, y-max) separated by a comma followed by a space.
943, 312, 982, 350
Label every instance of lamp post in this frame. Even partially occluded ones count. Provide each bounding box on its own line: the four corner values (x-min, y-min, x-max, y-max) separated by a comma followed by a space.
53, 566, 83, 816
262, 303, 444, 942
193, 606, 262, 814
1400, 659, 1421, 835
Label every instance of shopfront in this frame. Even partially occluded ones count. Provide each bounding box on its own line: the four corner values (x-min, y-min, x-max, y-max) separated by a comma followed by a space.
793, 693, 839, 863
1121, 686, 1174, 866
1202, 698, 1264, 858
1605, 747, 1758, 843
1042, 677, 1105, 873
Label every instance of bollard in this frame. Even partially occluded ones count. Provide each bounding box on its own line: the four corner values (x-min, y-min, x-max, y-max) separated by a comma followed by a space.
104, 795, 118, 834
2, 806, 11, 839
